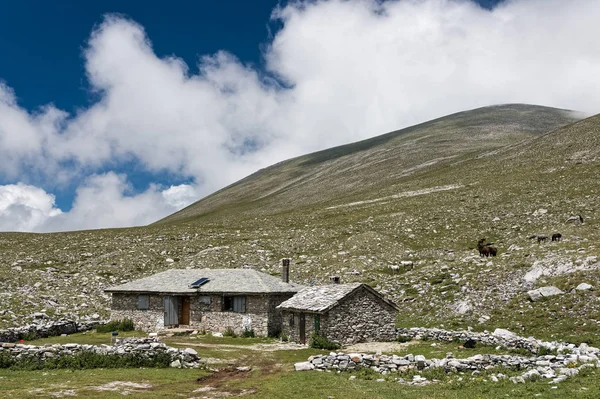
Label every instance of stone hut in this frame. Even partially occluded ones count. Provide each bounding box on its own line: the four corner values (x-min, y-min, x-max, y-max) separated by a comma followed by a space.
105, 268, 301, 336
277, 283, 398, 345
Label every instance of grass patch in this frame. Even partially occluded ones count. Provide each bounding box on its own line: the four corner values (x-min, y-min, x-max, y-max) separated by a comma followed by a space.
96, 319, 135, 333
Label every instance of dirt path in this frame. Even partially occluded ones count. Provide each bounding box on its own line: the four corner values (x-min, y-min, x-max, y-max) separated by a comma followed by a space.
173, 341, 306, 351
343, 340, 416, 353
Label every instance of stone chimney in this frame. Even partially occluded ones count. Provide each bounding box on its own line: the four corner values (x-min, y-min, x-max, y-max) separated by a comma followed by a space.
329, 276, 341, 284
282, 258, 290, 283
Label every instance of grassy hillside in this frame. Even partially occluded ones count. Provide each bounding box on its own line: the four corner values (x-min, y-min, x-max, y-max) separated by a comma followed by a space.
3, 104, 600, 347
157, 104, 580, 224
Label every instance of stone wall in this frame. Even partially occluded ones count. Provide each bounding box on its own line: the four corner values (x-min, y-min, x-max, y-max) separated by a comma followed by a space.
296, 347, 600, 385
110, 294, 165, 331
0, 319, 104, 343
281, 310, 318, 343
0, 338, 201, 369
396, 327, 578, 354
110, 293, 289, 336
267, 294, 295, 337
198, 295, 270, 336
324, 287, 396, 344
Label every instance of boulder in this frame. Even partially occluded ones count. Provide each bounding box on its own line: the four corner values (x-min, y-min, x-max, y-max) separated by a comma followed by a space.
295, 361, 314, 371
528, 286, 564, 301
575, 283, 593, 291
493, 328, 517, 339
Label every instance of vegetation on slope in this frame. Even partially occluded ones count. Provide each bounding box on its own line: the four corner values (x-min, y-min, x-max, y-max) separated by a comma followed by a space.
1, 104, 598, 349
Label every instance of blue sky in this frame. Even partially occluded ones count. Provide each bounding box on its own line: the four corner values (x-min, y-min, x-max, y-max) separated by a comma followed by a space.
0, 0, 598, 232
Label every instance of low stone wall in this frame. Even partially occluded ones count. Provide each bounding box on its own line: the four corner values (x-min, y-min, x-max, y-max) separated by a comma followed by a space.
396, 327, 579, 354
0, 319, 106, 343
0, 338, 201, 369
296, 347, 600, 384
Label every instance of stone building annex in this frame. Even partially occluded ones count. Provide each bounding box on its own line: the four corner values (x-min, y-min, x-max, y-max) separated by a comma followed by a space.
277, 283, 399, 344
105, 268, 301, 337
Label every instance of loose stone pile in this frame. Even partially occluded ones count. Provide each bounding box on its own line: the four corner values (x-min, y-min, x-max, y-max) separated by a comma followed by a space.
396, 327, 575, 354
0, 318, 105, 343
0, 338, 201, 369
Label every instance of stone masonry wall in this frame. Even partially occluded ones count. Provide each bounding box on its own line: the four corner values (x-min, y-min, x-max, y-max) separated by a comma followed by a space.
198, 295, 270, 336
0, 338, 201, 369
110, 293, 279, 336
281, 310, 318, 343
0, 319, 104, 343
110, 294, 165, 331
267, 294, 295, 337
325, 287, 396, 345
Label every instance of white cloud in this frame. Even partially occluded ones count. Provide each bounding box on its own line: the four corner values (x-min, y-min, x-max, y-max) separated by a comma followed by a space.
0, 183, 62, 232
1, 0, 600, 231
0, 176, 198, 232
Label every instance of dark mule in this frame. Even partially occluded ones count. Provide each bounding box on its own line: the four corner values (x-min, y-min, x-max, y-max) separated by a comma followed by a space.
552, 233, 562, 242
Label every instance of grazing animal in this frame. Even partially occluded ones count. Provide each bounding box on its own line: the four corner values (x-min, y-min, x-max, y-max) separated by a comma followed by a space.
528, 234, 548, 243
552, 233, 562, 242
477, 238, 497, 257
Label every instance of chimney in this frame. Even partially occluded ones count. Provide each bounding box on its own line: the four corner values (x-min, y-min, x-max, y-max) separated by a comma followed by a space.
329, 276, 341, 284
282, 258, 290, 283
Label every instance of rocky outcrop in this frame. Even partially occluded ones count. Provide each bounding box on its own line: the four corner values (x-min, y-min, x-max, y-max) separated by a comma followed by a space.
0, 338, 201, 369
0, 319, 106, 343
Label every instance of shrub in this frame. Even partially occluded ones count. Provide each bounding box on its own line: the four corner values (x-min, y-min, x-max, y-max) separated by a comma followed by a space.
241, 328, 255, 338
309, 333, 341, 350
280, 332, 289, 342
396, 335, 411, 343
21, 332, 38, 341
96, 319, 135, 333
223, 327, 237, 338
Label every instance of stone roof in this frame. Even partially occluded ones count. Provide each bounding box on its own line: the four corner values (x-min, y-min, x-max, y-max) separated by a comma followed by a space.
104, 269, 302, 294
277, 283, 398, 313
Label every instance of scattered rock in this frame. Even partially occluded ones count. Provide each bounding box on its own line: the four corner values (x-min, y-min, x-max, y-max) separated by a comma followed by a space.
575, 283, 593, 291
528, 286, 564, 301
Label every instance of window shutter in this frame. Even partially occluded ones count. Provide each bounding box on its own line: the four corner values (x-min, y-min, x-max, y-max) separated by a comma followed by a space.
138, 295, 149, 310
233, 296, 246, 313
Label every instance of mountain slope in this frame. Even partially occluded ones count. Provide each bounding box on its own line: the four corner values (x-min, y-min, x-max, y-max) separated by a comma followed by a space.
157, 104, 581, 224
2, 104, 599, 346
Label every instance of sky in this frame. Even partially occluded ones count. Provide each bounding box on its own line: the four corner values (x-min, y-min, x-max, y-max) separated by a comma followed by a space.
0, 0, 599, 233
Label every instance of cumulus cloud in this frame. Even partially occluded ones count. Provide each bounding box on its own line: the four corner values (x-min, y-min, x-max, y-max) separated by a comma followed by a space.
0, 183, 62, 232
1, 0, 600, 231
0, 176, 198, 232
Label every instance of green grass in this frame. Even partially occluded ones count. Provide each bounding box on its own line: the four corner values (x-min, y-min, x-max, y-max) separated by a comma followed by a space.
0, 368, 208, 398
25, 331, 146, 346
5, 347, 598, 399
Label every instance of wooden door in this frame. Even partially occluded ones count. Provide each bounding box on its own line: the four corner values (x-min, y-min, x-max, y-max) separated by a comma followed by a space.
299, 313, 306, 344
164, 296, 179, 326
180, 297, 190, 325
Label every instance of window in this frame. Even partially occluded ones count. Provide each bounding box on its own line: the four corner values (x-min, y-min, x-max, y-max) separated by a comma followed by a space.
314, 315, 320, 334
223, 295, 246, 313
137, 295, 149, 310
199, 296, 211, 304
289, 314, 295, 327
